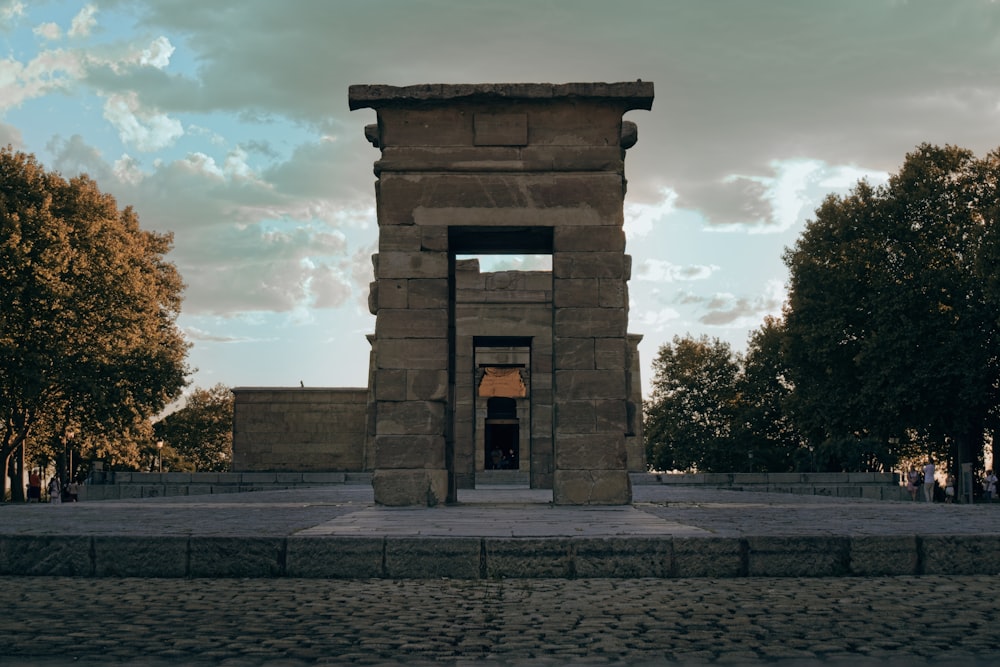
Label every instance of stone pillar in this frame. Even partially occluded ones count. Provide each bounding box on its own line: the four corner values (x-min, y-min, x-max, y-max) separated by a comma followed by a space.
350, 82, 653, 506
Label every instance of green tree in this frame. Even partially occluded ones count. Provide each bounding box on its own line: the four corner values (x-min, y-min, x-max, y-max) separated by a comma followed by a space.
782, 144, 1000, 475
732, 316, 806, 472
155, 384, 233, 472
0, 147, 189, 499
644, 335, 742, 472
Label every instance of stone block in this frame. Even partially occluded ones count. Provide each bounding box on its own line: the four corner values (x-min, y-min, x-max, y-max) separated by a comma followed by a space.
375, 251, 448, 280
484, 538, 572, 578
554, 308, 627, 338
573, 538, 671, 577
94, 536, 188, 577
375, 278, 408, 309
407, 279, 449, 308
595, 338, 626, 369
378, 225, 424, 251
376, 338, 448, 370
553, 337, 595, 369
598, 278, 626, 308
595, 399, 627, 432
381, 173, 624, 222
922, 535, 1000, 575
555, 401, 597, 433
553, 469, 631, 505
374, 435, 446, 469
554, 253, 627, 279
746, 536, 850, 577
553, 227, 626, 253
385, 538, 482, 578
373, 469, 448, 506
188, 537, 285, 578
374, 369, 407, 400
554, 433, 626, 469
553, 279, 600, 308
286, 537, 384, 578
376, 400, 445, 435
0, 535, 92, 576
406, 369, 448, 400
554, 369, 626, 400
672, 538, 744, 578
849, 536, 918, 576
376, 308, 448, 338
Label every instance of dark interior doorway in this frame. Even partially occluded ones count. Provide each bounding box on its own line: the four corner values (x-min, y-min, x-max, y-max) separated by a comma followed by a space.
485, 397, 519, 470
485, 422, 519, 469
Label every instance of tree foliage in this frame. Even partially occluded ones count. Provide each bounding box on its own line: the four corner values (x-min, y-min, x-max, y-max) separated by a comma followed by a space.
154, 384, 233, 472
782, 144, 1000, 474
0, 147, 190, 498
644, 335, 742, 472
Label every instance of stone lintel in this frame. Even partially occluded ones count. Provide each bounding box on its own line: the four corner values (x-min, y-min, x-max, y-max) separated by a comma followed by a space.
349, 82, 654, 111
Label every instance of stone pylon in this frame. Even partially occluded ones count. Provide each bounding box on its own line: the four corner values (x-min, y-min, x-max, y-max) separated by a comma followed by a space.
351, 82, 653, 506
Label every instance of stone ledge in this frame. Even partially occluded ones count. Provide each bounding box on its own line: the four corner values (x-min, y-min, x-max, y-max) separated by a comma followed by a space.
2, 534, 995, 580
349, 82, 654, 111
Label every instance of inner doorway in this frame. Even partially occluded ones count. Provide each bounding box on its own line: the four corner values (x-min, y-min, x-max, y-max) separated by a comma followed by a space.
485, 397, 519, 470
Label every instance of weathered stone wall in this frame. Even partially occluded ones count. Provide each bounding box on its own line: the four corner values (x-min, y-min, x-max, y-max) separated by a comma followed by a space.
232, 388, 369, 472
352, 82, 654, 506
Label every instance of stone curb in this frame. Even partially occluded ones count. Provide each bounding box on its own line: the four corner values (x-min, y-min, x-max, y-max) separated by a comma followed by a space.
3, 534, 999, 579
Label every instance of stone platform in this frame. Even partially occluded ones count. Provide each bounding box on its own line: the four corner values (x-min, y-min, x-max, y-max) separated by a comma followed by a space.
1, 484, 997, 579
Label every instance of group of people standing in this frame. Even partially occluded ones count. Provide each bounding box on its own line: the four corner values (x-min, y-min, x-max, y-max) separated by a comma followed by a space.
905, 461, 998, 503
25, 470, 79, 503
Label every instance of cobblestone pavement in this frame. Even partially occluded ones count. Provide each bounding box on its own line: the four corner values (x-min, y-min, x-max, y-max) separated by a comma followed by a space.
2, 575, 997, 666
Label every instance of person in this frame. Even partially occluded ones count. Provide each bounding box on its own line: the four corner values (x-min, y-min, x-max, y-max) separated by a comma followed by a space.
48, 477, 61, 504
26, 469, 42, 502
66, 478, 80, 502
923, 460, 935, 502
906, 468, 921, 501
944, 473, 956, 503
983, 470, 997, 502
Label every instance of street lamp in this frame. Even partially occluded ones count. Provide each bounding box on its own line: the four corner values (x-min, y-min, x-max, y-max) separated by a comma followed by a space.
156, 440, 164, 473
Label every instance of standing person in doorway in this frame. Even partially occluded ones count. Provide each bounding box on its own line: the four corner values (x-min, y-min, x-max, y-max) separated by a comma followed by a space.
923, 459, 936, 502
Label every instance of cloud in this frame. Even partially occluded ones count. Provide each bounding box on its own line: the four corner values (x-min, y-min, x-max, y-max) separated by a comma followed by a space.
68, 4, 97, 38
103, 92, 184, 152
183, 326, 248, 343
634, 259, 719, 283
697, 280, 786, 328
32, 22, 59, 40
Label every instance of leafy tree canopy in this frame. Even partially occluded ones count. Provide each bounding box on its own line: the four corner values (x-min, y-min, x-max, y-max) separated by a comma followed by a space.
0, 147, 190, 498
154, 384, 233, 473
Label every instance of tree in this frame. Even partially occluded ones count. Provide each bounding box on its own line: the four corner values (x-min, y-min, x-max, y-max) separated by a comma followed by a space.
782, 144, 1000, 476
0, 147, 190, 499
644, 335, 742, 472
154, 384, 233, 472
732, 317, 807, 472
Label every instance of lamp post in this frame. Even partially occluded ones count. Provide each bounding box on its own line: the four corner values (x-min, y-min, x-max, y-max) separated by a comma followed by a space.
156, 440, 164, 473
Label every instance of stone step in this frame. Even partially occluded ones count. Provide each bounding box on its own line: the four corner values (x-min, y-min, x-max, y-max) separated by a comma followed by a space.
475, 470, 530, 488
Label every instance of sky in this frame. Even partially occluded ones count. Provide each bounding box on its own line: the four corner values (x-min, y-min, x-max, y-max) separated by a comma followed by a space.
2, 1, 999, 400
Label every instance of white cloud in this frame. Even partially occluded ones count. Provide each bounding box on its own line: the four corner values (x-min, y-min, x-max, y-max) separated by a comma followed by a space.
140, 36, 174, 69
624, 187, 677, 239
632, 308, 682, 331
635, 259, 719, 283
0, 1, 24, 26
68, 4, 97, 38
103, 92, 184, 152
32, 22, 60, 40
698, 280, 786, 328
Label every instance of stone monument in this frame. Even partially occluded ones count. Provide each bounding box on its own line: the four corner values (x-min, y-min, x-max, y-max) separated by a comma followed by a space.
350, 82, 653, 506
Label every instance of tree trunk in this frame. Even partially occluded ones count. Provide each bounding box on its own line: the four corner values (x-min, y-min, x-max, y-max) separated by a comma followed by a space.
8, 447, 25, 502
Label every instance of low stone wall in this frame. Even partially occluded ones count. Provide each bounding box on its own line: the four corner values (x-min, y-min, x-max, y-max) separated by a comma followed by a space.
232, 387, 370, 472
81, 471, 373, 501
632, 472, 910, 501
